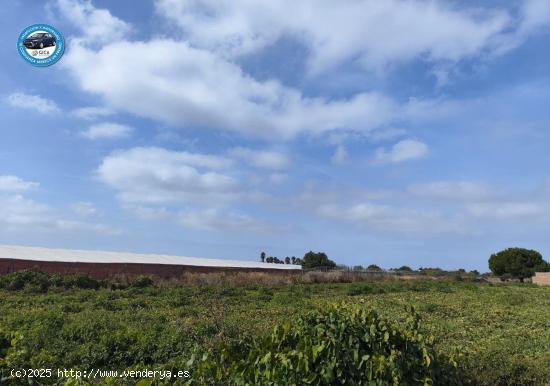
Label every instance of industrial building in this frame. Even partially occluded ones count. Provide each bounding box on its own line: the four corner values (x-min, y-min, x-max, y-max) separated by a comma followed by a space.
0, 245, 301, 278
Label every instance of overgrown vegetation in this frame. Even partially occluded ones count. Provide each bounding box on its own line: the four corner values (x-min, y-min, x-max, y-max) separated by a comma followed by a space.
187, 305, 463, 385
0, 273, 549, 385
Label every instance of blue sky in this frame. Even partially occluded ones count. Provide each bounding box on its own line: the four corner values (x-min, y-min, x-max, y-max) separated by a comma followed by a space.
1, 0, 550, 271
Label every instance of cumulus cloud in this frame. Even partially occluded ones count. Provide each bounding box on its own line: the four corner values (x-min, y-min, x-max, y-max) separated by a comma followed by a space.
372, 139, 428, 164
54, 0, 131, 44
0, 194, 118, 234
97, 147, 238, 204
229, 147, 290, 169
6, 92, 60, 114
0, 195, 52, 228
0, 175, 39, 192
63, 39, 406, 139
154, 0, 526, 74
81, 122, 133, 140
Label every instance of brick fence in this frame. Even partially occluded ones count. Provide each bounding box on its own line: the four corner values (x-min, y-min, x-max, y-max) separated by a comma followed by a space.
532, 272, 550, 286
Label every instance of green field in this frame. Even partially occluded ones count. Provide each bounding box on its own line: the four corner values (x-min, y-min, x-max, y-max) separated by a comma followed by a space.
1, 278, 549, 385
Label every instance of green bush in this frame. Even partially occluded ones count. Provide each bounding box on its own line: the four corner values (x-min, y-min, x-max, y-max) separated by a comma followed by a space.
186, 305, 463, 385
131, 276, 155, 288
0, 269, 103, 292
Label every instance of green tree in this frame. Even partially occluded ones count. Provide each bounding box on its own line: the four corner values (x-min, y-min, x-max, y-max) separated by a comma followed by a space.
367, 264, 382, 271
284, 257, 291, 264
260, 252, 266, 263
489, 247, 549, 282
398, 266, 413, 272
301, 251, 336, 269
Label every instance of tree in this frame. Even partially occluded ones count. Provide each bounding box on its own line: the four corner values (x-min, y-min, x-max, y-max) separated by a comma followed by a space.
367, 264, 382, 271
266, 256, 273, 263
284, 257, 291, 264
353, 265, 364, 271
260, 252, 266, 263
489, 247, 549, 282
301, 251, 336, 269
291, 256, 296, 265
397, 266, 412, 272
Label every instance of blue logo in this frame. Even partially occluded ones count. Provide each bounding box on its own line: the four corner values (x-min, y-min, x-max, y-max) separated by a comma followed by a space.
17, 24, 65, 67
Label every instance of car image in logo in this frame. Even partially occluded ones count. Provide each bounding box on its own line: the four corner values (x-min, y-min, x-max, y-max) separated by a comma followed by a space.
17, 24, 64, 67
23, 32, 56, 49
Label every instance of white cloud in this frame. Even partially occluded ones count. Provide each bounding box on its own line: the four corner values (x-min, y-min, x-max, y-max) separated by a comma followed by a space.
0, 175, 39, 192
373, 139, 428, 164
72, 106, 114, 120
0, 195, 52, 228
466, 202, 544, 219
6, 92, 60, 114
518, 0, 550, 35
0, 194, 118, 234
176, 208, 272, 232
70, 202, 98, 217
155, 0, 514, 73
408, 181, 494, 200
125, 204, 272, 232
82, 122, 133, 140
54, 0, 131, 44
97, 147, 238, 204
63, 39, 406, 139
331, 145, 349, 166
316, 202, 462, 234
229, 147, 290, 169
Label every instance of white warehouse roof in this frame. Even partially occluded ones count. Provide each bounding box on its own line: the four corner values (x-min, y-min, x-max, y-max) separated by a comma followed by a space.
0, 245, 301, 270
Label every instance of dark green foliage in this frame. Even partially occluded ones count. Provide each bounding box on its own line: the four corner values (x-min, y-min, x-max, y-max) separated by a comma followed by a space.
131, 276, 155, 288
489, 248, 549, 281
302, 251, 336, 269
0, 278, 548, 385
187, 305, 463, 385
0, 269, 103, 292
397, 266, 413, 272
367, 264, 382, 271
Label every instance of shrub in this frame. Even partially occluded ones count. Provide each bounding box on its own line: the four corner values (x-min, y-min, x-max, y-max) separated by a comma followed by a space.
131, 276, 155, 288
186, 305, 463, 385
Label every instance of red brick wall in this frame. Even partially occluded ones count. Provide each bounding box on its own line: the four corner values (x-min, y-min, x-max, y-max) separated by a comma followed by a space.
0, 258, 299, 279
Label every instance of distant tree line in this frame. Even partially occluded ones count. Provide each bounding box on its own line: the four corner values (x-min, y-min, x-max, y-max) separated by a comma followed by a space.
260, 251, 336, 268
260, 252, 302, 265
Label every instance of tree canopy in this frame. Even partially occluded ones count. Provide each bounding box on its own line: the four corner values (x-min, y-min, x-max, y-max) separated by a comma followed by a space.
488, 247, 549, 281
301, 251, 336, 269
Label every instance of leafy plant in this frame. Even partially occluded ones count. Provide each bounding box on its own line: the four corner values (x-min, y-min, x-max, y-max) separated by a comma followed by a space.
186, 305, 463, 385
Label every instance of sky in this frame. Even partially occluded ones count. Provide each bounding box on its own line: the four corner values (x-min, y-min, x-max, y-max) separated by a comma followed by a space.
1, 0, 550, 271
